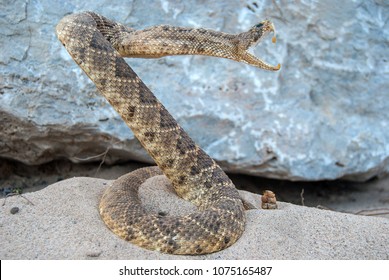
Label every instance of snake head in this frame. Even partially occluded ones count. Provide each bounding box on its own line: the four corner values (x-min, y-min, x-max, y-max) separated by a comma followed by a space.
237, 20, 281, 71
251, 20, 276, 41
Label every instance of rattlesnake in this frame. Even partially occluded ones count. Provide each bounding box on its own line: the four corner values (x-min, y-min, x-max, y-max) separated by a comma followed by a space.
56, 11, 280, 255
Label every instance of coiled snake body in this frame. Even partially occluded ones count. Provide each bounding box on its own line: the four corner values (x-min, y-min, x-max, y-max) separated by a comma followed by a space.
56, 12, 279, 255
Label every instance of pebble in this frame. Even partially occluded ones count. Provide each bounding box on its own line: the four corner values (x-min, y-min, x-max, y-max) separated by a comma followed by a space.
10, 207, 19, 214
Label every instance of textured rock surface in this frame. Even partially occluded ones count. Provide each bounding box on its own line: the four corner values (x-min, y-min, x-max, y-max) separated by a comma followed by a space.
1, 0, 388, 181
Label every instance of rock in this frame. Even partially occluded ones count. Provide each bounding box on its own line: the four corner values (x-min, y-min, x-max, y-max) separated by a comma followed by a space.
1, 0, 388, 181
10, 206, 19, 214
1, 176, 388, 259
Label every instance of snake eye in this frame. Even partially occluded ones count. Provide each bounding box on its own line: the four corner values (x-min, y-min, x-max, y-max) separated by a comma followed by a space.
255, 22, 264, 28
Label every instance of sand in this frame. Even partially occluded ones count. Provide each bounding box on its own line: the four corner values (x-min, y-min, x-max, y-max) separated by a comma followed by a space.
1, 175, 388, 259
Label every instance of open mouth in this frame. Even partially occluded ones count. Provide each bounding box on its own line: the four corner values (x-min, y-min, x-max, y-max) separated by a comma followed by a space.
243, 20, 281, 71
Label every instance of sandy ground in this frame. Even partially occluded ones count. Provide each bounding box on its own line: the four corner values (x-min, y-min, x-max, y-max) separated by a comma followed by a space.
1, 159, 389, 217
1, 164, 389, 259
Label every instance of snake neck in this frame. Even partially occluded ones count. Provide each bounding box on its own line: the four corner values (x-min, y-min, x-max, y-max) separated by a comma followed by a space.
88, 12, 280, 71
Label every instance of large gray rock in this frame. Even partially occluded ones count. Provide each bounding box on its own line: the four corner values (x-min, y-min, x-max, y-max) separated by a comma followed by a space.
1, 0, 388, 181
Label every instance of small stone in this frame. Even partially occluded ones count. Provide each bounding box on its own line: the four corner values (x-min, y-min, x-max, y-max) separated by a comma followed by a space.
10, 207, 19, 214
261, 190, 277, 210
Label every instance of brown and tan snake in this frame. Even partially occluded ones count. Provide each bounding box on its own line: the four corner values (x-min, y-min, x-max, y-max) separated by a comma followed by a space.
56, 11, 279, 255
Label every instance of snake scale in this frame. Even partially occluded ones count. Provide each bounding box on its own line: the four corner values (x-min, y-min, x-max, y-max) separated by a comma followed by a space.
56, 11, 280, 255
